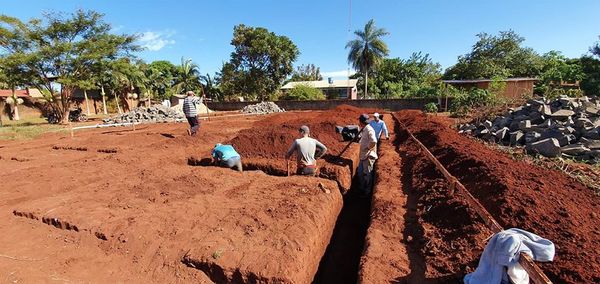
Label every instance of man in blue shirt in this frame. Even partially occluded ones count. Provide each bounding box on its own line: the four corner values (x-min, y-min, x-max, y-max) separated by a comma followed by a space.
369, 112, 389, 141
212, 143, 243, 172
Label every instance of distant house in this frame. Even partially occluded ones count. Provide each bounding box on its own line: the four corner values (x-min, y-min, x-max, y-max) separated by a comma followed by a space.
0, 88, 43, 99
442, 77, 538, 99
281, 78, 358, 100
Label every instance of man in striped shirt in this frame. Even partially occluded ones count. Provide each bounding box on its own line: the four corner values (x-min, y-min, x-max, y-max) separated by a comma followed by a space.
183, 91, 203, 136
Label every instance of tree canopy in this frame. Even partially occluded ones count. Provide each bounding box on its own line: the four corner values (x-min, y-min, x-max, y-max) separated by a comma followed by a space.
290, 64, 322, 82
0, 10, 138, 122
444, 30, 543, 80
352, 52, 442, 99
219, 24, 299, 101
279, 84, 325, 100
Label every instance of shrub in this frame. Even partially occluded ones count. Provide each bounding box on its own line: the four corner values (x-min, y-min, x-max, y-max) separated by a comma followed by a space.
423, 102, 438, 113
450, 88, 496, 117
280, 84, 325, 100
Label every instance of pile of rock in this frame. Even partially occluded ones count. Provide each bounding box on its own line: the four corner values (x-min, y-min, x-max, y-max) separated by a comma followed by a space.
102, 105, 185, 124
241, 102, 285, 114
458, 96, 600, 162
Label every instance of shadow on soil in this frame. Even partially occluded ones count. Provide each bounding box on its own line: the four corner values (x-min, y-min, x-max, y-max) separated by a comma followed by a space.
312, 175, 371, 284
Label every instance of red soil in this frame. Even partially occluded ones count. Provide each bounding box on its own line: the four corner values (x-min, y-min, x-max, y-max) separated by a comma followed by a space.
359, 114, 489, 283
395, 110, 600, 283
227, 105, 371, 193
0, 115, 342, 283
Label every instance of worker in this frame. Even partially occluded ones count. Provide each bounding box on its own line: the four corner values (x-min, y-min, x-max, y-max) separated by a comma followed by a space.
182, 91, 204, 136
285, 125, 328, 176
358, 114, 378, 197
369, 112, 389, 141
212, 143, 243, 172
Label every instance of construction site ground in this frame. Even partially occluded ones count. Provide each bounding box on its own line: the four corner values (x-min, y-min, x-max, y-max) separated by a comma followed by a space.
0, 106, 599, 283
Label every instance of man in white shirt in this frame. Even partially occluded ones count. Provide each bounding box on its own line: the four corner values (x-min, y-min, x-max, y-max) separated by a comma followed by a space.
358, 114, 377, 197
369, 112, 389, 141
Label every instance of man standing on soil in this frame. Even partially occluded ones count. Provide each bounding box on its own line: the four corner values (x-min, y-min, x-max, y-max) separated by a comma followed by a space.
369, 112, 389, 141
183, 91, 204, 136
358, 114, 378, 197
212, 143, 243, 172
285, 125, 328, 176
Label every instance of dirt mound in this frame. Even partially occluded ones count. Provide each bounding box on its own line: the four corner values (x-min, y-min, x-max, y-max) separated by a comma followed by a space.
226, 106, 372, 193
230, 105, 368, 158
395, 110, 600, 283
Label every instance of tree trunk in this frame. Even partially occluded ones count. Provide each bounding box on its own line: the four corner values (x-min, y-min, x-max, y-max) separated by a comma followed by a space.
101, 86, 108, 115
61, 87, 72, 124
114, 91, 122, 114
84, 89, 91, 116
364, 71, 369, 99
11, 88, 20, 121
13, 104, 20, 121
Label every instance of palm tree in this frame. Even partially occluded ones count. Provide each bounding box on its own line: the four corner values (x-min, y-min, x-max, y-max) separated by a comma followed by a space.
200, 73, 222, 101
346, 19, 389, 98
174, 58, 202, 94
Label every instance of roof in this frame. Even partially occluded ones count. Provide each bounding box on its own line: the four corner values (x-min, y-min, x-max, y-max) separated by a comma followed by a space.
442, 77, 539, 84
281, 79, 358, 90
0, 89, 30, 98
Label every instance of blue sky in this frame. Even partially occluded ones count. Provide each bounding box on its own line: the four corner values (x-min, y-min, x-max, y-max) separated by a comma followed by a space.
2, 0, 599, 78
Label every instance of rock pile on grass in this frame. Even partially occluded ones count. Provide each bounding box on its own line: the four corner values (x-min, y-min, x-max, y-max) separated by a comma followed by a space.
458, 96, 600, 162
102, 105, 185, 124
241, 102, 285, 114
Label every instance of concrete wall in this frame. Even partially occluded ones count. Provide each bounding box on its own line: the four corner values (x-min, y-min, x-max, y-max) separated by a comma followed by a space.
207, 98, 450, 112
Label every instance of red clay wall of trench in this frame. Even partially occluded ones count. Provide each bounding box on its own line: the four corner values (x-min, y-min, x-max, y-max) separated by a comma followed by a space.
396, 110, 600, 283
359, 114, 490, 283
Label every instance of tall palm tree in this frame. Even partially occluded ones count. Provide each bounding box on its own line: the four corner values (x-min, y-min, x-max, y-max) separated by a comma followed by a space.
346, 19, 389, 98
174, 58, 202, 94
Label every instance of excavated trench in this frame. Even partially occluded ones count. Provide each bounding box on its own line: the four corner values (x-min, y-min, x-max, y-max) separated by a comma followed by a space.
187, 146, 371, 283
184, 109, 509, 283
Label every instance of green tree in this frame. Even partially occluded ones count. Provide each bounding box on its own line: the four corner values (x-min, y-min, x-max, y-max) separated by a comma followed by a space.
536, 51, 584, 94
352, 52, 442, 99
0, 10, 138, 123
280, 84, 325, 100
0, 54, 34, 121
146, 60, 177, 100
346, 19, 389, 98
220, 24, 299, 101
444, 30, 543, 80
290, 64, 322, 81
200, 73, 221, 101
591, 36, 600, 57
174, 57, 202, 94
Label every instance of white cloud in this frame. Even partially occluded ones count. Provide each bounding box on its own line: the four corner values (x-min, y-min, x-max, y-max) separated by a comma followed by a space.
321, 69, 356, 78
139, 31, 176, 51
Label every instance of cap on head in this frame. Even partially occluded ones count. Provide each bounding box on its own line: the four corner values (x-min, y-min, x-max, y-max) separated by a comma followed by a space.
299, 125, 310, 134
373, 112, 380, 118
359, 114, 369, 124
214, 143, 222, 148
186, 91, 195, 96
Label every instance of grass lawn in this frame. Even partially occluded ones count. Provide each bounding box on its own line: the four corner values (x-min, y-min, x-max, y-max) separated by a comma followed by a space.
0, 116, 66, 140
0, 113, 115, 141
